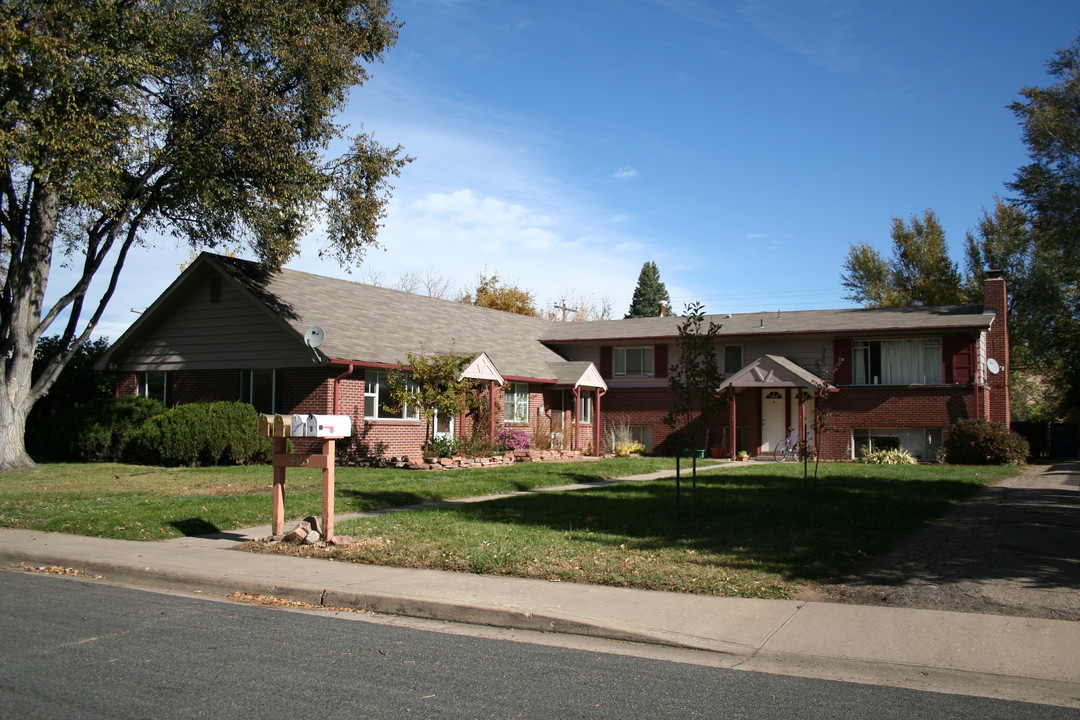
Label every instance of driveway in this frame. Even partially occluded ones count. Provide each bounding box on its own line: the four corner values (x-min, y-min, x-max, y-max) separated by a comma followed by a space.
798, 461, 1080, 621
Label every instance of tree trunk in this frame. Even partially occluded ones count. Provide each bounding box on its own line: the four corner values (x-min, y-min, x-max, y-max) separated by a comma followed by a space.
0, 395, 34, 471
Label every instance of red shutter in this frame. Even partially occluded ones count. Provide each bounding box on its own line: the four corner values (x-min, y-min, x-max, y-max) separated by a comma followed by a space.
654, 344, 668, 379
599, 346, 613, 379
943, 335, 973, 384
833, 339, 852, 385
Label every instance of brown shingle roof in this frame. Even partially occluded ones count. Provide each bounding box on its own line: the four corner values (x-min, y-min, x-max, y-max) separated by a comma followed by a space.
540, 304, 993, 342
215, 255, 566, 380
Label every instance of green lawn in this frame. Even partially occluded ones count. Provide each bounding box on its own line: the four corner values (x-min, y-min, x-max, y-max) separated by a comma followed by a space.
256, 463, 1019, 599
0, 457, 681, 540
1, 458, 1019, 600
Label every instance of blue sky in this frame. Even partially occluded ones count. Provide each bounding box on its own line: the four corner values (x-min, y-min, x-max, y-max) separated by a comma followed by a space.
49, 0, 1079, 339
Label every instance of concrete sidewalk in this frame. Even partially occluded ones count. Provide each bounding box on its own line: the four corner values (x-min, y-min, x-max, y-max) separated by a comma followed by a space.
2, 523, 1078, 708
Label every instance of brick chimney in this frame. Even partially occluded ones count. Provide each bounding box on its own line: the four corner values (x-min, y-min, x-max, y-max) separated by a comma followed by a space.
982, 270, 1010, 427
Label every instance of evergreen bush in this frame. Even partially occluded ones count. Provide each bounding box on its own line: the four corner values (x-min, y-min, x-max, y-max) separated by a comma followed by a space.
34, 396, 166, 461
943, 419, 1029, 465
122, 402, 272, 466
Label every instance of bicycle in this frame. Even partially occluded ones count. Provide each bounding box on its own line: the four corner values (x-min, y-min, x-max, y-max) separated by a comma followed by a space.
774, 429, 815, 462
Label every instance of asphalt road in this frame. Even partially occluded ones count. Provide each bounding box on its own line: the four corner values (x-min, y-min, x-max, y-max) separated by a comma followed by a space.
1, 571, 1076, 720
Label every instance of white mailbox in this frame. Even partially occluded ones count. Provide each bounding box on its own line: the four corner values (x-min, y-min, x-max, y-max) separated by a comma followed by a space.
305, 414, 352, 438
290, 414, 309, 438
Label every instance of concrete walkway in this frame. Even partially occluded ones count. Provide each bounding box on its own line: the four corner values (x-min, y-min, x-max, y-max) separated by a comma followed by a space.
2, 461, 1079, 708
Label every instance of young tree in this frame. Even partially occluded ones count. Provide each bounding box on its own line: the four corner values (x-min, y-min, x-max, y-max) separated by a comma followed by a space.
840, 210, 967, 307
665, 302, 725, 451
386, 349, 482, 443
625, 261, 671, 318
0, 0, 410, 469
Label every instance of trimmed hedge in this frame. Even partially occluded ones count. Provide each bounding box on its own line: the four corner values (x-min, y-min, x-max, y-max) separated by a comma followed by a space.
122, 402, 273, 466
943, 419, 1029, 465
34, 396, 166, 461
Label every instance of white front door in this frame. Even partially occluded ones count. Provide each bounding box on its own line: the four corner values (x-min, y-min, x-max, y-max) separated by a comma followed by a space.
761, 389, 786, 452
434, 411, 454, 441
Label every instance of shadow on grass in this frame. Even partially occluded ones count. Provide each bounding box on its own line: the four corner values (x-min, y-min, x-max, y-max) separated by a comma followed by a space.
421, 470, 990, 583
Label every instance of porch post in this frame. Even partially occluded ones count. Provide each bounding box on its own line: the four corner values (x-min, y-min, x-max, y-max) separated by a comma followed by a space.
798, 389, 807, 442
488, 380, 496, 442
729, 390, 738, 460
593, 389, 605, 456
573, 386, 582, 451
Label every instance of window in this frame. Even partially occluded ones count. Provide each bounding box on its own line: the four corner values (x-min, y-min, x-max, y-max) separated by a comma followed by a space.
852, 338, 942, 385
240, 369, 279, 413
614, 347, 654, 376
504, 382, 530, 423
364, 370, 419, 420
854, 428, 944, 461
723, 345, 743, 375
137, 371, 171, 406
580, 390, 593, 424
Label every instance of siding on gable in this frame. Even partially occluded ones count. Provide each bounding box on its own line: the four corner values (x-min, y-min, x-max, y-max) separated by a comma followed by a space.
113, 278, 313, 370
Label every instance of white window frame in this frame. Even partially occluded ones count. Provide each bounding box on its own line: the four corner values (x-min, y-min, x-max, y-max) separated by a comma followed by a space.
504, 382, 530, 423
579, 390, 593, 424
614, 346, 654, 377
240, 369, 278, 414
137, 371, 171, 406
364, 370, 419, 421
852, 338, 942, 386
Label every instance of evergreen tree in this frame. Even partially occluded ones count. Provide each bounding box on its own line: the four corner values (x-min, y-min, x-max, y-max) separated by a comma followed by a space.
625, 262, 671, 318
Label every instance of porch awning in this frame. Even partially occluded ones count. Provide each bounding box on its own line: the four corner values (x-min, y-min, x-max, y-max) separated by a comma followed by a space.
459, 352, 505, 385
547, 361, 608, 390
718, 354, 832, 391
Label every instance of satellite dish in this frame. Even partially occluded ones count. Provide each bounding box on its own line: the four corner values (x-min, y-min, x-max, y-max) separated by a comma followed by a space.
986, 358, 1000, 375
305, 326, 325, 349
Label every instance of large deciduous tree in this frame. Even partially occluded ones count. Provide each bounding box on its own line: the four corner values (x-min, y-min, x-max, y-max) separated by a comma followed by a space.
840, 210, 967, 307
0, 0, 411, 469
625, 261, 670, 318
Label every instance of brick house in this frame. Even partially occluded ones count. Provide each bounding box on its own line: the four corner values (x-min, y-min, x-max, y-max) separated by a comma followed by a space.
97, 253, 1010, 461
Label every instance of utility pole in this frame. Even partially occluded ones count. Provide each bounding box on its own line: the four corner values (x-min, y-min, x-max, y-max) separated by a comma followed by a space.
553, 303, 578, 322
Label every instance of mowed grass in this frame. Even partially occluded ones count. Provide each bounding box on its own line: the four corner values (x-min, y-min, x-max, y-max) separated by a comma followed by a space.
0, 457, 680, 540
260, 463, 1019, 599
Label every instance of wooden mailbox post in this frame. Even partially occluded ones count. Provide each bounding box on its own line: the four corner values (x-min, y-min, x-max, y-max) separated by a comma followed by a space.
259, 414, 352, 540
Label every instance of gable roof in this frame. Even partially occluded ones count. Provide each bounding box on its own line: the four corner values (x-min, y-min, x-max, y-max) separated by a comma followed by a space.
99, 253, 568, 381
718, 354, 832, 391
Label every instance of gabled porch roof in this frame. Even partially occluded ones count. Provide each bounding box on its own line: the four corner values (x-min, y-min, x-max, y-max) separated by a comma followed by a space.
547, 361, 608, 390
718, 354, 830, 391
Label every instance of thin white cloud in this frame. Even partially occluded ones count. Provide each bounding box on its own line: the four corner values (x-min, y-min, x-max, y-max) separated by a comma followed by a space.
612, 167, 639, 180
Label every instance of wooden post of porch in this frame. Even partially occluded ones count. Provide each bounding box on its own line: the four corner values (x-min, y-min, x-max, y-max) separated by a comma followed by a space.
729, 390, 738, 461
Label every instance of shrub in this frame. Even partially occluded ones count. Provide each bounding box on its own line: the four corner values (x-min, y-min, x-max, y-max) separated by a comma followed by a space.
494, 428, 530, 451
856, 447, 917, 465
614, 440, 645, 456
122, 402, 272, 466
943, 419, 1029, 465
422, 435, 461, 458
33, 396, 166, 461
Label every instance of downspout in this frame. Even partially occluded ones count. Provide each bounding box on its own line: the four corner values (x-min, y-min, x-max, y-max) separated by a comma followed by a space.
332, 363, 356, 415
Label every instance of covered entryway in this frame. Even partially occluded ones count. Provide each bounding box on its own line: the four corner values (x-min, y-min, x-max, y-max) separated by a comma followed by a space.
717, 355, 833, 460
547, 361, 608, 455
